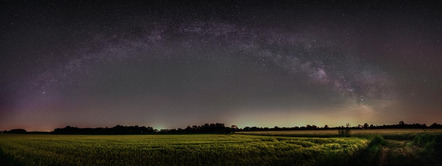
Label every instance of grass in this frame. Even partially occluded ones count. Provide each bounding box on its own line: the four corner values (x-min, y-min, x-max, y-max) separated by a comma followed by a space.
0, 134, 368, 166
1, 129, 441, 165
238, 129, 442, 165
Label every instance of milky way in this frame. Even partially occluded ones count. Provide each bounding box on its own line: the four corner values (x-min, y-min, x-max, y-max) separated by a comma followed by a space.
1, 1, 441, 130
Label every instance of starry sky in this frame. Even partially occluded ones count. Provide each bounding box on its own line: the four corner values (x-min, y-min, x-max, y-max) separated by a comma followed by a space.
1, 0, 442, 131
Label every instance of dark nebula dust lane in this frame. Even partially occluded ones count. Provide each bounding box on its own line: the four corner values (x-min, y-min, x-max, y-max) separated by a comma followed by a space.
1, 1, 441, 131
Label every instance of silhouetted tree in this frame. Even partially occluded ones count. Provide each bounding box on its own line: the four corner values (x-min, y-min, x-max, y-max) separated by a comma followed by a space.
430, 123, 442, 128
7, 129, 27, 134
311, 125, 317, 129
399, 121, 405, 126
338, 123, 351, 137
363, 123, 369, 129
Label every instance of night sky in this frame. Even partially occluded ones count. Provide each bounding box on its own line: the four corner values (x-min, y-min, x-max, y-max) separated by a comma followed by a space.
1, 1, 442, 131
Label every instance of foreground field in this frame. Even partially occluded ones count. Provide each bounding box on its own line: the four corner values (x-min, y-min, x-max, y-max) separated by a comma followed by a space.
0, 134, 368, 166
237, 129, 442, 165
1, 129, 441, 166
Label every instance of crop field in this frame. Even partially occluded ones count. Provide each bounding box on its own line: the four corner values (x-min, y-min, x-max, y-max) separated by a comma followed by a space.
238, 129, 442, 165
0, 129, 441, 166
0, 134, 369, 166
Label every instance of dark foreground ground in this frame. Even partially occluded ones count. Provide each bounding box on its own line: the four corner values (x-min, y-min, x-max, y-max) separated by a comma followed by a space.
1, 129, 441, 166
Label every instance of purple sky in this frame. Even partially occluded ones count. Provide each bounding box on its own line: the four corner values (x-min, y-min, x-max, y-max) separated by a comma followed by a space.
1, 1, 441, 131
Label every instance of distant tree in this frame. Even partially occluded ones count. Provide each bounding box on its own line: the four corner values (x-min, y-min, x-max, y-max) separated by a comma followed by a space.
338, 123, 351, 137
8, 129, 27, 134
430, 123, 441, 128
399, 121, 405, 126
363, 123, 369, 129
324, 125, 329, 129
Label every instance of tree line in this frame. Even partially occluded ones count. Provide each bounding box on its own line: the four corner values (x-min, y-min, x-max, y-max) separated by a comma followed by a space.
51, 123, 234, 134
239, 121, 442, 131
53, 125, 155, 135
2, 121, 442, 134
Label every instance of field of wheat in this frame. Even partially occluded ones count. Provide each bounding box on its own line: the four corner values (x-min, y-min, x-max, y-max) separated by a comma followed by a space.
1, 129, 442, 165
0, 134, 368, 166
